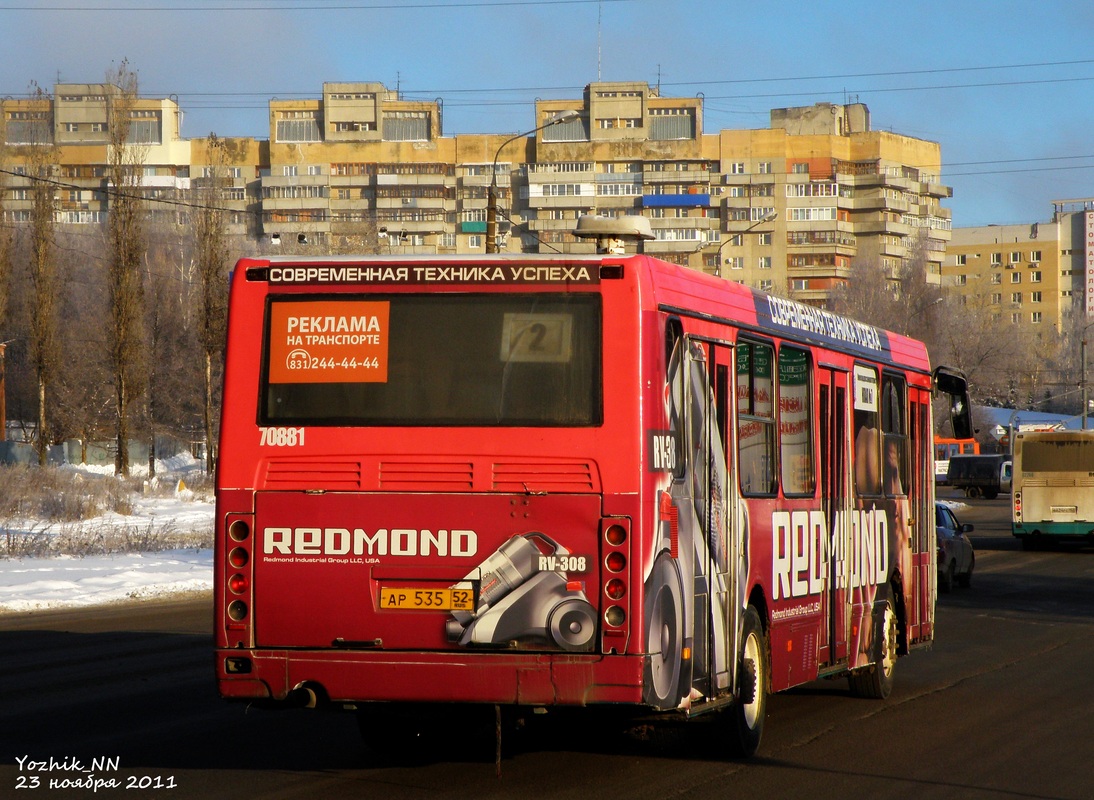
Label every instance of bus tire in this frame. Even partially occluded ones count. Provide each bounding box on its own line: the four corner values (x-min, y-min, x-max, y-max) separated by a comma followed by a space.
642, 552, 685, 710
848, 598, 896, 700
729, 605, 768, 757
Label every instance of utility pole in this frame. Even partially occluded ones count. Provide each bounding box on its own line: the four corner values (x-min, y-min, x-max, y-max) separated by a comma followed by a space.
486, 110, 580, 253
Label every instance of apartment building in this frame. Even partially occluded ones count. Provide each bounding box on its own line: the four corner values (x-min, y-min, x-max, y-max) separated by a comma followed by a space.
2, 79, 952, 308
944, 200, 1094, 335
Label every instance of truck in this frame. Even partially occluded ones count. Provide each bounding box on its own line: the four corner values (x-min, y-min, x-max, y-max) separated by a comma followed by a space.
947, 454, 1012, 499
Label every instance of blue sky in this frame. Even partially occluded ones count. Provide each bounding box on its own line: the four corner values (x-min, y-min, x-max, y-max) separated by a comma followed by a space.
2, 0, 1094, 227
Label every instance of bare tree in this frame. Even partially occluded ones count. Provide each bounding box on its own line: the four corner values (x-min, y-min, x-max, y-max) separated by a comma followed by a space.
23, 83, 60, 465
829, 232, 943, 344
52, 229, 114, 458
194, 134, 231, 473
0, 116, 10, 335
105, 60, 148, 475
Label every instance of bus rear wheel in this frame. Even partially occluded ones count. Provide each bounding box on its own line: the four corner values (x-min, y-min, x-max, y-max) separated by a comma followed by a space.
848, 599, 896, 700
728, 606, 767, 757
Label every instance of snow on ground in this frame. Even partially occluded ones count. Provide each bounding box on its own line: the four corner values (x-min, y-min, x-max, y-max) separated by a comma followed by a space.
0, 549, 213, 613
0, 455, 215, 613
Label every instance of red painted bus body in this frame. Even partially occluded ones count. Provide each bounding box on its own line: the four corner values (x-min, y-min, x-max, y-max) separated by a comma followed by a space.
214, 252, 964, 754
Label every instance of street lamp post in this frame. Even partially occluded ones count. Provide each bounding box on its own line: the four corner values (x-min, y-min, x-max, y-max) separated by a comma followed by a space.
486, 110, 580, 254
704, 211, 778, 273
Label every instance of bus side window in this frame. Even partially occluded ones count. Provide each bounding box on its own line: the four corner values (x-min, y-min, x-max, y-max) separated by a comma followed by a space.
853, 365, 881, 496
778, 345, 815, 496
737, 340, 777, 496
881, 375, 907, 497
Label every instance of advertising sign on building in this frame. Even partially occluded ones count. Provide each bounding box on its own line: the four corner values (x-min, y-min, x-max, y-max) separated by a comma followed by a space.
1086, 211, 1094, 317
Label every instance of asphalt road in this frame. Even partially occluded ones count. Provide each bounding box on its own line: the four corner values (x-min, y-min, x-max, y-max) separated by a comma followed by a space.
2, 492, 1092, 799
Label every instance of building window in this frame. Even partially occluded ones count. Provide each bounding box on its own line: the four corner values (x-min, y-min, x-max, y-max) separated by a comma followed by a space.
758, 256, 772, 269
991, 253, 1002, 265
990, 273, 1001, 285
1011, 272, 1022, 284
542, 183, 585, 196
467, 234, 483, 249
1031, 292, 1042, 303
788, 207, 837, 222
541, 112, 587, 142
1010, 251, 1022, 264
276, 112, 321, 143
1031, 271, 1042, 283
127, 112, 162, 145
956, 275, 967, 285
1030, 250, 1041, 262
596, 183, 642, 196
649, 108, 694, 140
1032, 312, 1042, 324
730, 162, 746, 174
383, 111, 430, 142
956, 254, 967, 265
758, 162, 773, 174
1011, 292, 1022, 305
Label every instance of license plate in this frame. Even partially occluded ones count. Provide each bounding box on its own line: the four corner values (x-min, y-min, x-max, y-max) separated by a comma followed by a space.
379, 587, 475, 611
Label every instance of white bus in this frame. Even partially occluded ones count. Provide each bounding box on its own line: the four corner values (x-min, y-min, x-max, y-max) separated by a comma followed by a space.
1012, 429, 1094, 548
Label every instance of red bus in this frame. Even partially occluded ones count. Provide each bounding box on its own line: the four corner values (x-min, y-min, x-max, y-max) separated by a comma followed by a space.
215, 248, 970, 756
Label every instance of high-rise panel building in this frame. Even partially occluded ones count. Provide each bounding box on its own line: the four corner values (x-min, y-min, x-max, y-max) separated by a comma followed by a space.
2, 79, 951, 308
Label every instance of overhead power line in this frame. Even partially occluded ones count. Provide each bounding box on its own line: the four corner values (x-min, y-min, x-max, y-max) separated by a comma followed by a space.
0, 0, 637, 11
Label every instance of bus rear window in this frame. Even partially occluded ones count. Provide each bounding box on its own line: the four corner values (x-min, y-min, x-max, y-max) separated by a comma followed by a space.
261, 293, 602, 426
1022, 439, 1094, 472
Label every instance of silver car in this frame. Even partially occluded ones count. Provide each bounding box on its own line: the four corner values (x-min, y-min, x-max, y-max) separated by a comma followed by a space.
936, 502, 974, 592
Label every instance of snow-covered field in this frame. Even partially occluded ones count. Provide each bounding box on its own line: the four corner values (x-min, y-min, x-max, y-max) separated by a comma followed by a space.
0, 457, 214, 613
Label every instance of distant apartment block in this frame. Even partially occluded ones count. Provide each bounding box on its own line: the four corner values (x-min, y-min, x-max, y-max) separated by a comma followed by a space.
945, 200, 1094, 335
1, 79, 953, 308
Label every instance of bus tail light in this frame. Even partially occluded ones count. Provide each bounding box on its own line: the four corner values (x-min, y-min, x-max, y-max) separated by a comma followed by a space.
227, 600, 248, 621
221, 513, 255, 643
600, 518, 631, 652
1014, 491, 1022, 523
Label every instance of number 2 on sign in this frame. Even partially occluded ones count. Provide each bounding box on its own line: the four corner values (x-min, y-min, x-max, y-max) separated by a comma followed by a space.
259, 427, 305, 447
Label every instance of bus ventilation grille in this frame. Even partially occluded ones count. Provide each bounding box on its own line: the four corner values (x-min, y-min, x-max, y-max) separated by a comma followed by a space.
263, 460, 364, 490
492, 462, 596, 492
379, 461, 475, 491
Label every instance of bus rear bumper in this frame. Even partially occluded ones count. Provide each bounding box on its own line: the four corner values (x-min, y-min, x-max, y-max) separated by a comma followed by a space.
216, 648, 646, 708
